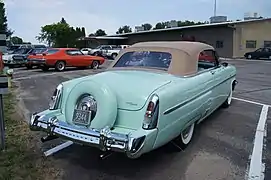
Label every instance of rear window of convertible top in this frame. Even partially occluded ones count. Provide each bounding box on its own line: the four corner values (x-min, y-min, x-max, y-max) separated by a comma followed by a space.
113, 51, 172, 69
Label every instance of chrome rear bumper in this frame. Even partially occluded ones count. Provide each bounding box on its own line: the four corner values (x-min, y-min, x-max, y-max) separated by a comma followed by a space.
27, 59, 46, 65
30, 113, 146, 158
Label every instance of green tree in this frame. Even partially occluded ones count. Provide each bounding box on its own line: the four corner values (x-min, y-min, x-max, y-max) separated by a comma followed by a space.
11, 36, 23, 44
177, 20, 205, 27
36, 24, 57, 46
94, 29, 107, 36
81, 27, 86, 37
116, 25, 132, 34
153, 22, 167, 29
36, 18, 87, 47
153, 20, 206, 30
142, 23, 152, 30
60, 17, 67, 24
36, 22, 71, 47
0, 1, 13, 37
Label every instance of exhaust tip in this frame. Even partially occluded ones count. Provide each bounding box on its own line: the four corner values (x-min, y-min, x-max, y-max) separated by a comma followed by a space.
41, 135, 59, 143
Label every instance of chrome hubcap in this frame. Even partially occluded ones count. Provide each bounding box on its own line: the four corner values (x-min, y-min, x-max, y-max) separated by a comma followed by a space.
58, 63, 64, 70
93, 62, 99, 68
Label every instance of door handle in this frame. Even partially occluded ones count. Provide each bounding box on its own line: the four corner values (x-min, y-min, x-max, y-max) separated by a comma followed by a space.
210, 70, 215, 75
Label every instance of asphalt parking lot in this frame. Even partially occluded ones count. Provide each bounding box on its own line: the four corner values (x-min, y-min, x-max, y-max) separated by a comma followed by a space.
13, 59, 271, 180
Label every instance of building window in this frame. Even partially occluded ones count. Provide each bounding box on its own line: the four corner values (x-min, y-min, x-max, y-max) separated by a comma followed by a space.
246, 40, 257, 48
264, 41, 271, 48
216, 41, 224, 48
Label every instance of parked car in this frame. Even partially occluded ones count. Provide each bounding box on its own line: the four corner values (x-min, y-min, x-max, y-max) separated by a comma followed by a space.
7, 44, 32, 54
27, 48, 105, 71
29, 41, 237, 159
2, 48, 33, 67
103, 47, 122, 59
81, 48, 92, 55
244, 47, 271, 60
7, 44, 46, 54
25, 48, 48, 69
89, 45, 119, 56
103, 45, 130, 59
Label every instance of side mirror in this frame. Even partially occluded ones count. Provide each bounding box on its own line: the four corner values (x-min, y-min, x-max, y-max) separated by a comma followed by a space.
42, 53, 46, 56
222, 62, 228, 67
32, 53, 36, 56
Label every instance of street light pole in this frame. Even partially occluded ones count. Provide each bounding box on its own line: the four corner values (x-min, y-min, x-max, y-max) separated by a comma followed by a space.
214, 0, 217, 17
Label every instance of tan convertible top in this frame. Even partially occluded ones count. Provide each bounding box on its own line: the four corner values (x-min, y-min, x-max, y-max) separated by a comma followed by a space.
108, 41, 215, 76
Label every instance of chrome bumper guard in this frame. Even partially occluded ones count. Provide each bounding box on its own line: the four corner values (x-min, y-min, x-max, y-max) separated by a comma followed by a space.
30, 113, 146, 157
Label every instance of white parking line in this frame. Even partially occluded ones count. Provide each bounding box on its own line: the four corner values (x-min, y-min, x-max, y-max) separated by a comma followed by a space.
13, 69, 38, 75
247, 105, 269, 180
232, 97, 271, 107
12, 69, 104, 81
44, 141, 74, 157
225, 59, 271, 63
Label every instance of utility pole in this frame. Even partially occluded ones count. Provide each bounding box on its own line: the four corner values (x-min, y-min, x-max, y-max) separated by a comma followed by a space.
214, 0, 217, 17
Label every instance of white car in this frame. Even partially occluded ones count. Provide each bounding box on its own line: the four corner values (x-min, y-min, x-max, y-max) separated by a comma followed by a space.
103, 45, 130, 59
81, 48, 92, 55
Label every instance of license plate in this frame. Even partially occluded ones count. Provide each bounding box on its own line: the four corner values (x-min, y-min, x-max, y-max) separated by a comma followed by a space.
72, 109, 91, 126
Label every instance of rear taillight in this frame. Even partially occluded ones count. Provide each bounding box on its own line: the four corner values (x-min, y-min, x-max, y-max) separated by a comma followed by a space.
142, 94, 159, 130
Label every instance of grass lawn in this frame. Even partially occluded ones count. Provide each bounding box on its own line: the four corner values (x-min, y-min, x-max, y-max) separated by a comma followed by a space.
0, 88, 62, 180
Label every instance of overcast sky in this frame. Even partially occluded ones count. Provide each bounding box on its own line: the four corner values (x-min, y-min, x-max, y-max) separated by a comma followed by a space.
5, 0, 271, 43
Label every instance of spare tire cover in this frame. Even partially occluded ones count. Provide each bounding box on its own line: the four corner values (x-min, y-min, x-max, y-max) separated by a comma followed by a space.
64, 80, 117, 129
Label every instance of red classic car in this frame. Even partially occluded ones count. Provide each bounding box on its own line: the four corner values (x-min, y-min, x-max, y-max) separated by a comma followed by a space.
27, 48, 105, 71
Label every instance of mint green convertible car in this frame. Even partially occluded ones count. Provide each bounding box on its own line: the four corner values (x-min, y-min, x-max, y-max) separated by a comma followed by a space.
30, 41, 237, 159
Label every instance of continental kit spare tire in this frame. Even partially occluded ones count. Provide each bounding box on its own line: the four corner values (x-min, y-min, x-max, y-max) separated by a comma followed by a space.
64, 80, 118, 129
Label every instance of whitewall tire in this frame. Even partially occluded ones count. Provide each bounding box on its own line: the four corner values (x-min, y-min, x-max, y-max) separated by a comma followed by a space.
171, 122, 195, 151
222, 85, 233, 108
181, 123, 195, 145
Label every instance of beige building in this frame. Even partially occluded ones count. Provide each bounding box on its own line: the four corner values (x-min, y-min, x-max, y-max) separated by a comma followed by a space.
81, 18, 271, 58
233, 19, 271, 57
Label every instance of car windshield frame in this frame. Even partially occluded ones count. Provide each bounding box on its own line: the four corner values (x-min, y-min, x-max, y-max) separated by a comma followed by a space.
255, 48, 263, 52
7, 45, 20, 51
113, 51, 172, 70
12, 48, 31, 54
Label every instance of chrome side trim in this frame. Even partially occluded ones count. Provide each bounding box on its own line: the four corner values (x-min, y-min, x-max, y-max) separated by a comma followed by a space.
163, 74, 236, 115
